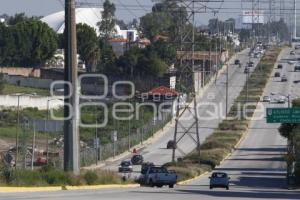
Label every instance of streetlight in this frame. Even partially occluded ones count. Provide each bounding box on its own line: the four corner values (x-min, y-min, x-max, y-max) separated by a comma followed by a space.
46, 98, 64, 163
13, 93, 36, 169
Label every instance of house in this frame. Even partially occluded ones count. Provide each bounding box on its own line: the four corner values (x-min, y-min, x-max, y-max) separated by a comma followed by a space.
141, 86, 185, 117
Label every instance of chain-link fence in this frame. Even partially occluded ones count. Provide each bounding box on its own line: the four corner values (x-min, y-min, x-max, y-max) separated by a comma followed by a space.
80, 112, 172, 167
9, 111, 172, 169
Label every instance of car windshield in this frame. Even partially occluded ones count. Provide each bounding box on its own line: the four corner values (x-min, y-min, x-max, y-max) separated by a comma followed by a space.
212, 173, 227, 178
121, 161, 130, 166
149, 167, 168, 174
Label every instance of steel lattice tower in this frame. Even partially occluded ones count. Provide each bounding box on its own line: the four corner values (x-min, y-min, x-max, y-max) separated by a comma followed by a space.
153, 0, 223, 162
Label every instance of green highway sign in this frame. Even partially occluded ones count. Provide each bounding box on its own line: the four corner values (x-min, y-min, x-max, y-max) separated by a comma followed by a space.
266, 108, 300, 123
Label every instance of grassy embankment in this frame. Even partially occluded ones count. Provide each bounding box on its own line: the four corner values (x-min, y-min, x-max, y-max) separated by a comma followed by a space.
165, 47, 282, 182
1, 84, 49, 96
0, 165, 132, 186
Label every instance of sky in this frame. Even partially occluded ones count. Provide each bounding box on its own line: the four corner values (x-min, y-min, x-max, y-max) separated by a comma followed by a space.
0, 0, 297, 25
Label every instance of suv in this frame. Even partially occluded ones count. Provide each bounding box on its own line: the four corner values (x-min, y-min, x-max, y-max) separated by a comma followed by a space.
209, 172, 230, 190
295, 65, 300, 72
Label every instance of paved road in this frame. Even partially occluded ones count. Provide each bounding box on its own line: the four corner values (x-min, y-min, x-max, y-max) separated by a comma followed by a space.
106, 48, 260, 175
2, 47, 299, 199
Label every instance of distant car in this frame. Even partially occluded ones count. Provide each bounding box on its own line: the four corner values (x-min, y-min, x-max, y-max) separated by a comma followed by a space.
274, 72, 281, 77
277, 64, 283, 69
118, 161, 133, 173
288, 60, 297, 65
294, 80, 300, 83
248, 61, 254, 67
209, 172, 230, 190
234, 59, 240, 65
167, 140, 176, 149
262, 96, 271, 102
290, 51, 296, 55
281, 75, 288, 82
131, 154, 144, 165
244, 67, 250, 74
274, 96, 286, 104
295, 65, 300, 72
295, 45, 300, 50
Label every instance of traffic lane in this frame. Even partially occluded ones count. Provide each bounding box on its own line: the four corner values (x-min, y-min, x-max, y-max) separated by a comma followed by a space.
1, 186, 300, 200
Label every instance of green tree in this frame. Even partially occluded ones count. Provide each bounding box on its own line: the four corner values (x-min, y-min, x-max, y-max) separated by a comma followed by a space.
140, 12, 173, 41
0, 19, 58, 67
77, 23, 100, 72
98, 0, 116, 39
117, 47, 141, 77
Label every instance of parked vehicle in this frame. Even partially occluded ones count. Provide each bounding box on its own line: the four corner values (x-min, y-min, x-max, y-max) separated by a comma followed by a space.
131, 154, 144, 165
209, 172, 230, 190
274, 72, 281, 77
295, 65, 300, 72
244, 67, 250, 74
281, 75, 288, 82
167, 140, 176, 149
290, 51, 296, 55
118, 160, 133, 173
139, 166, 177, 188
277, 64, 283, 69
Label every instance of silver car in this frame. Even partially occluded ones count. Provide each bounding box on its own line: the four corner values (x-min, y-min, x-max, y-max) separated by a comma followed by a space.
209, 172, 230, 190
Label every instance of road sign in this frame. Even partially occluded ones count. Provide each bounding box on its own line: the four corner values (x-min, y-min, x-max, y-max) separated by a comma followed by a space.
266, 108, 300, 123
111, 131, 117, 142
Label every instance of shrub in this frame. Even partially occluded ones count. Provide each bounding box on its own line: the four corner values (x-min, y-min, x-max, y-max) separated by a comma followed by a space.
83, 171, 98, 185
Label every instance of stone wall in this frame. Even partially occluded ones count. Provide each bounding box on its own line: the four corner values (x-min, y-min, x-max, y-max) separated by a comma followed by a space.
0, 67, 40, 77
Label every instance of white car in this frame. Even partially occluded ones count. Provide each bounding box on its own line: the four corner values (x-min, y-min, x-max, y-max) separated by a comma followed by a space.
262, 96, 271, 102
139, 166, 177, 188
288, 60, 297, 65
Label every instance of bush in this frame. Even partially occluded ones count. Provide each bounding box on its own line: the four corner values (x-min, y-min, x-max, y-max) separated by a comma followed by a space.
84, 171, 98, 185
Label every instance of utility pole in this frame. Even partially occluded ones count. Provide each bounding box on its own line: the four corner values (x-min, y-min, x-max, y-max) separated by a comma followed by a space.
294, 0, 297, 40
64, 0, 80, 174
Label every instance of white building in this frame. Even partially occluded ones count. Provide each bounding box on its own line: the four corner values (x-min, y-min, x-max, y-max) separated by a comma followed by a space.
41, 7, 138, 41
41, 7, 140, 57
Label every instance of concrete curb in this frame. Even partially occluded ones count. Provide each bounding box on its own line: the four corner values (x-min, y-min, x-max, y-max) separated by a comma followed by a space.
177, 171, 209, 185
0, 184, 140, 193
0, 186, 62, 193
64, 184, 139, 191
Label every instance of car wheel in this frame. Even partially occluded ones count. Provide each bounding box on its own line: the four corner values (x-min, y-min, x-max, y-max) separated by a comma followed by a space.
169, 184, 174, 188
210, 186, 213, 189
157, 184, 163, 188
226, 186, 229, 190
149, 180, 154, 187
